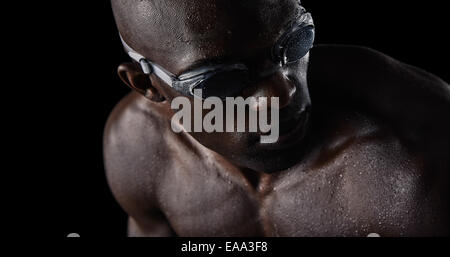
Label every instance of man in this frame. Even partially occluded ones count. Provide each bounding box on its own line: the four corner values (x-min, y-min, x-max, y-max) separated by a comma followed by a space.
104, 0, 450, 236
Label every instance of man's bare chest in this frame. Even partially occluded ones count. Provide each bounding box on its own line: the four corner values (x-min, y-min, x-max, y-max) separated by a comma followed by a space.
156, 136, 422, 236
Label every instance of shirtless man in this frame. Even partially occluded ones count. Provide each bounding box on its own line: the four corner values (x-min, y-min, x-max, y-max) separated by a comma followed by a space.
104, 0, 450, 236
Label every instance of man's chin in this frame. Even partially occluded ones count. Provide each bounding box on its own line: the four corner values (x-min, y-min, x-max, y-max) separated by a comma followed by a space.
242, 126, 311, 173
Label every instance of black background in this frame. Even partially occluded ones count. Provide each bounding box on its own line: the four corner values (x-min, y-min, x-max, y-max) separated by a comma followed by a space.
33, 0, 448, 237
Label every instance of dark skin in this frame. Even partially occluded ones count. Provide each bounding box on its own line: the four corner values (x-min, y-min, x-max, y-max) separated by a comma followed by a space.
104, 0, 450, 236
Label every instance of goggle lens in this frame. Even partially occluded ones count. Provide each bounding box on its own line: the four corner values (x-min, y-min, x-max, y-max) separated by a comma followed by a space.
192, 69, 249, 99
282, 25, 315, 64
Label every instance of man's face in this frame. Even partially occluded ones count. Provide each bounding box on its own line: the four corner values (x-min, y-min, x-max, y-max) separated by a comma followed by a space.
114, 0, 312, 172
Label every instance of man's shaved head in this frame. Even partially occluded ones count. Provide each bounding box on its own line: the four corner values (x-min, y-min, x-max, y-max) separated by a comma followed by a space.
111, 0, 313, 172
112, 0, 304, 73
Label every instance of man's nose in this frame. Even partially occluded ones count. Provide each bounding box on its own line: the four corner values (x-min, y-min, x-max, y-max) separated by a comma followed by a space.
244, 71, 296, 109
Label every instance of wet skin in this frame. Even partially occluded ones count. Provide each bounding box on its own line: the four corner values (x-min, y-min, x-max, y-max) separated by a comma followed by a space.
104, 0, 450, 236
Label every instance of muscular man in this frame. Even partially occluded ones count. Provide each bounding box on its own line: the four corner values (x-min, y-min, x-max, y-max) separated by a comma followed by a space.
104, 0, 450, 236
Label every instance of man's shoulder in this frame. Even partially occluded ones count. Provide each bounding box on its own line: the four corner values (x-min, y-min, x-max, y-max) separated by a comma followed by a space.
103, 91, 170, 152
103, 92, 172, 196
104, 92, 168, 137
310, 44, 450, 154
102, 92, 175, 219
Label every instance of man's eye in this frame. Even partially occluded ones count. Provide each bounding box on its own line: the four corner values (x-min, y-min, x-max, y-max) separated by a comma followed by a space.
282, 25, 315, 64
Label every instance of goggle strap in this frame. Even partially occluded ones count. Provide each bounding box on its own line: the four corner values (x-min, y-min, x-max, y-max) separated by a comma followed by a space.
150, 62, 176, 86
119, 34, 176, 87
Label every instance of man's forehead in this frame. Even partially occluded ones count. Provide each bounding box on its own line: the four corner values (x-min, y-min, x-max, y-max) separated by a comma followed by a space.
113, 0, 303, 74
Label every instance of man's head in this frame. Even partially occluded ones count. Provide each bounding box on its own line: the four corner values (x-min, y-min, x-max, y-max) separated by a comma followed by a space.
112, 0, 313, 172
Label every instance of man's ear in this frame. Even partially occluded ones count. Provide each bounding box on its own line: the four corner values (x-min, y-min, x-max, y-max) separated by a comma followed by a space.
118, 62, 165, 102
